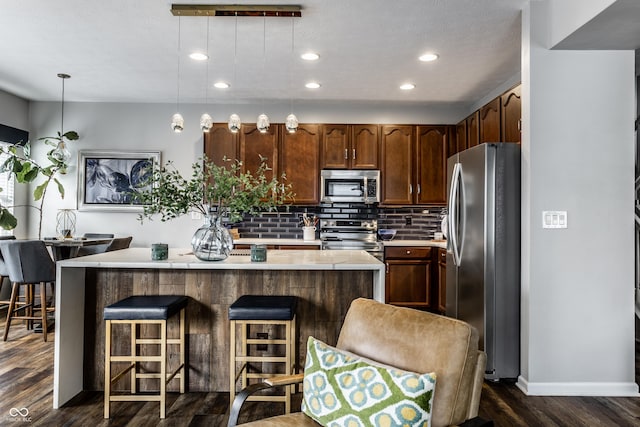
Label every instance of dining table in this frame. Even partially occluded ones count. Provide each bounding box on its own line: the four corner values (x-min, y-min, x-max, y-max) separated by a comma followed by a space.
43, 237, 113, 261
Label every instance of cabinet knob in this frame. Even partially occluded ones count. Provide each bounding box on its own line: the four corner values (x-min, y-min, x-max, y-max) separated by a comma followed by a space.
352, 148, 356, 160
406, 250, 411, 254
344, 149, 348, 160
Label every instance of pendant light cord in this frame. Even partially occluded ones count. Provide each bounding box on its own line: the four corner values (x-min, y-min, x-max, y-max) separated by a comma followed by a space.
233, 13, 238, 110
290, 14, 294, 114
205, 17, 210, 106
176, 16, 181, 113
60, 77, 65, 135
262, 12, 266, 114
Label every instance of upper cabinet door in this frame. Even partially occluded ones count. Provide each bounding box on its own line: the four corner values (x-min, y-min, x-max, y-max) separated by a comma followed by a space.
415, 126, 448, 205
321, 124, 349, 169
480, 97, 501, 143
466, 111, 480, 148
455, 120, 467, 155
501, 85, 522, 143
381, 125, 414, 205
204, 123, 238, 167
281, 124, 320, 205
240, 124, 279, 182
351, 124, 379, 169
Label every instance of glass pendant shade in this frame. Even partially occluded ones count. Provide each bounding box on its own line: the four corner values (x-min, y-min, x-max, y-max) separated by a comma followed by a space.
51, 141, 72, 164
228, 113, 241, 133
200, 113, 213, 132
171, 113, 184, 133
285, 113, 299, 133
257, 113, 270, 133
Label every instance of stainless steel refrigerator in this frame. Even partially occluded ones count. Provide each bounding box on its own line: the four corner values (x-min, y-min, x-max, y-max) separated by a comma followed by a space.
446, 143, 520, 380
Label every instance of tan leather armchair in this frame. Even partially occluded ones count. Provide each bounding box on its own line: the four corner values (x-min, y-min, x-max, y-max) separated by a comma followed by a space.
228, 298, 491, 427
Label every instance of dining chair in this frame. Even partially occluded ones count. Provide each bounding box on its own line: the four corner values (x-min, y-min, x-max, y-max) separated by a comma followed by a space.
83, 233, 115, 239
76, 233, 117, 257
106, 236, 132, 252
0, 235, 16, 310
1, 240, 56, 342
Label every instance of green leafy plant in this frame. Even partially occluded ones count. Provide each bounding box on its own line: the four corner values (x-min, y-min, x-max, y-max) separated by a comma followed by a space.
138, 155, 294, 224
0, 130, 79, 237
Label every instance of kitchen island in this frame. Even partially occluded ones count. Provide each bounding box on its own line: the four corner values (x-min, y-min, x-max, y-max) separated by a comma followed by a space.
53, 248, 384, 408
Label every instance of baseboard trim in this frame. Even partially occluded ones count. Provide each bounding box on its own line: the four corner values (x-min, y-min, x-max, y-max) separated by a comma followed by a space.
516, 376, 640, 396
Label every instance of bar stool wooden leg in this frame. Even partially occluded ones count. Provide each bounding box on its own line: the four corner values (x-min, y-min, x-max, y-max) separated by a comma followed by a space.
241, 322, 248, 391
160, 320, 167, 419
131, 322, 137, 394
179, 309, 185, 393
229, 319, 236, 403
104, 319, 112, 419
39, 282, 48, 342
3, 283, 18, 341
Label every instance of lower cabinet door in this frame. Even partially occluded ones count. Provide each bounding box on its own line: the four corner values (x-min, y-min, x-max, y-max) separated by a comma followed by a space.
385, 263, 432, 310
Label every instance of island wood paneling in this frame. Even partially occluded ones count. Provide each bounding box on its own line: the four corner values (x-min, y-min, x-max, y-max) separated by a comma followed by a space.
83, 268, 373, 393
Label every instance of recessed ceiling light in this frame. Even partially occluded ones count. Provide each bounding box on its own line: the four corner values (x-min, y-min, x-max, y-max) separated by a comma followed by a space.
305, 82, 321, 89
214, 82, 230, 89
400, 83, 415, 90
419, 53, 439, 62
301, 52, 319, 61
189, 52, 208, 61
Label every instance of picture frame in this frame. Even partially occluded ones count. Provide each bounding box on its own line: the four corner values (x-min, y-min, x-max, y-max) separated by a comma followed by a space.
77, 150, 161, 212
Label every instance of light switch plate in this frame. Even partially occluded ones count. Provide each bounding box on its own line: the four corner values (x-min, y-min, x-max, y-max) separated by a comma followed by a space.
542, 211, 567, 229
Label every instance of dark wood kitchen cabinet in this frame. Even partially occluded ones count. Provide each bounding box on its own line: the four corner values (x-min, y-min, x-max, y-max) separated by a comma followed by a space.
501, 84, 522, 143
415, 126, 448, 205
321, 124, 378, 169
480, 97, 501, 143
466, 111, 480, 148
280, 124, 321, 204
240, 124, 279, 181
454, 121, 467, 154
204, 123, 239, 167
385, 246, 433, 310
381, 125, 414, 205
382, 125, 449, 206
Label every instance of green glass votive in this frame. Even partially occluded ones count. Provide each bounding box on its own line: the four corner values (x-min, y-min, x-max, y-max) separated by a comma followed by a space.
151, 243, 168, 261
250, 244, 267, 262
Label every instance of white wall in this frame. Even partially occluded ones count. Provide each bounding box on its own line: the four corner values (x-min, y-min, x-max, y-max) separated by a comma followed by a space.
27, 100, 466, 247
519, 1, 637, 396
547, 0, 616, 47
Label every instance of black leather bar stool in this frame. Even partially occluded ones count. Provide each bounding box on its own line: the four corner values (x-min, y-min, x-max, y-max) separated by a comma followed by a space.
1, 240, 56, 342
103, 295, 189, 419
229, 295, 297, 413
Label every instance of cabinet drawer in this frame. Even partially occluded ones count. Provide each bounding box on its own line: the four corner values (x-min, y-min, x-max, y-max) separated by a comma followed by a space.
385, 246, 431, 259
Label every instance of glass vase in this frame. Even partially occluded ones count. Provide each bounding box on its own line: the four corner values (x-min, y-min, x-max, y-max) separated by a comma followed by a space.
191, 214, 233, 261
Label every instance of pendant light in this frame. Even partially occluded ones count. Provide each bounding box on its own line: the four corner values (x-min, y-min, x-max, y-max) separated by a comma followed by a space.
171, 16, 184, 133
256, 13, 269, 133
228, 13, 241, 133
285, 14, 298, 133
200, 16, 213, 132
50, 73, 72, 164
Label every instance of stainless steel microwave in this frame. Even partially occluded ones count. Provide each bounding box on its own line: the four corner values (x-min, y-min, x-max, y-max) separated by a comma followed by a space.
320, 170, 380, 204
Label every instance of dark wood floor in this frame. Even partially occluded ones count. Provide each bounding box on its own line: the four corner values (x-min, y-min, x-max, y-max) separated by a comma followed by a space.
1, 319, 639, 426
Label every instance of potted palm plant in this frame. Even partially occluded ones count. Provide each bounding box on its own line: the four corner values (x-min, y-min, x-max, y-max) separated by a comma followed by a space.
138, 155, 293, 260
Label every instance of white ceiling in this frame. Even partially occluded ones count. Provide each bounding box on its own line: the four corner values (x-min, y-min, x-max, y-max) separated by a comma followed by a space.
0, 0, 529, 108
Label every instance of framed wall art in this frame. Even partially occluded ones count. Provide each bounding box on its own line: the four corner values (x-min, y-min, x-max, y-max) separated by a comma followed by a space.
77, 150, 160, 212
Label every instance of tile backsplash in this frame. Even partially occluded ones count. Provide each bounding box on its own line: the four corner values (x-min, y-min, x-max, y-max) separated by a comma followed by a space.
234, 205, 446, 240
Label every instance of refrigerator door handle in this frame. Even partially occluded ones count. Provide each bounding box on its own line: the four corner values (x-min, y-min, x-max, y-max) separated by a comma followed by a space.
448, 163, 462, 266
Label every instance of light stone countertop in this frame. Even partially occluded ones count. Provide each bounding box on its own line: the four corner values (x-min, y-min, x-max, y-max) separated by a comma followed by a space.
234, 238, 321, 246
382, 239, 447, 249
57, 247, 383, 270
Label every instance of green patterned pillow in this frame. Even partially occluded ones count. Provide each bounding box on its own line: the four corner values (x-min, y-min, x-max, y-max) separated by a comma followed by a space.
301, 336, 437, 427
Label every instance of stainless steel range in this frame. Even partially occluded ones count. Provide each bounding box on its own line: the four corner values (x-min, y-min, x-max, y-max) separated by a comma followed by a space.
320, 218, 383, 260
